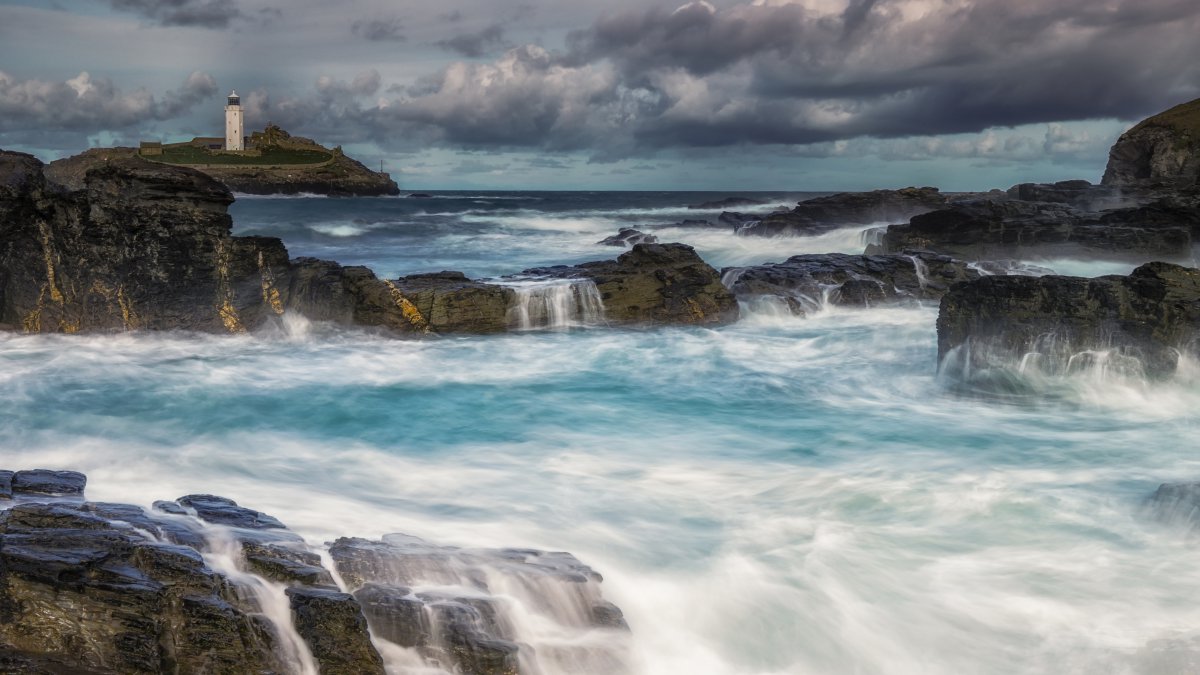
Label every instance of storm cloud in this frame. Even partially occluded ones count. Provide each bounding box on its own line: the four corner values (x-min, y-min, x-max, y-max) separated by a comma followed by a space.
0, 71, 217, 132
109, 0, 245, 28
225, 0, 1199, 162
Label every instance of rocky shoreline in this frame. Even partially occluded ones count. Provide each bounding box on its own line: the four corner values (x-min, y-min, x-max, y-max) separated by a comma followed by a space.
0, 469, 629, 674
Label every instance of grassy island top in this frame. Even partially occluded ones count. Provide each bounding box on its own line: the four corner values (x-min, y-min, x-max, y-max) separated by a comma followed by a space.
1133, 96, 1200, 137
140, 124, 336, 167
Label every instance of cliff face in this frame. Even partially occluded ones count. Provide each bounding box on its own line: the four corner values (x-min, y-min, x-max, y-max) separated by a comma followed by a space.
0, 150, 422, 334
1102, 97, 1200, 188
200, 151, 401, 197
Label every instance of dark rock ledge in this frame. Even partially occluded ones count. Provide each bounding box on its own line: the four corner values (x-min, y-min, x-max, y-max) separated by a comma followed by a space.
937, 261, 1200, 379
0, 149, 739, 336
0, 469, 629, 675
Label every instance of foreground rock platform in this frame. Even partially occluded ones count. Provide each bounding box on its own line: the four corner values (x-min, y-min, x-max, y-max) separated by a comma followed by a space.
0, 469, 630, 675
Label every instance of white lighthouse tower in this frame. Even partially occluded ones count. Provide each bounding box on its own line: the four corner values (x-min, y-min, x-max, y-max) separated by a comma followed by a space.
224, 90, 244, 151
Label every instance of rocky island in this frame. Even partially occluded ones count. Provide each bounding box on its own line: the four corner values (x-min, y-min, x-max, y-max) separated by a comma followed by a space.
139, 123, 400, 197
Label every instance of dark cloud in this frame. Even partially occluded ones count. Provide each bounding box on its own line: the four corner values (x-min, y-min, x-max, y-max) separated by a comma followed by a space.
109, 0, 244, 28
352, 17, 405, 42
189, 0, 1200, 164
293, 0, 1196, 161
0, 71, 217, 133
436, 24, 508, 57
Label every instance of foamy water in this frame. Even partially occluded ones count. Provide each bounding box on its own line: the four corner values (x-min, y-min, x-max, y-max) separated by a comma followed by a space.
5, 192, 1199, 674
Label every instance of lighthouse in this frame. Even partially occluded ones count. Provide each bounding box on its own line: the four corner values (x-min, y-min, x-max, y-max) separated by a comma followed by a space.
224, 90, 244, 151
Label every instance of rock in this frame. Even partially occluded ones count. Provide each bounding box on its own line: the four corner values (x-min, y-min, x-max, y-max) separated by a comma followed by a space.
286, 586, 385, 675
1146, 482, 1200, 529
522, 243, 738, 326
1005, 180, 1130, 210
1103, 97, 1200, 188
936, 262, 1200, 378
390, 271, 515, 334
597, 228, 659, 247
665, 218, 720, 228
688, 196, 767, 209
871, 198, 1196, 261
242, 539, 335, 586
725, 252, 981, 315
0, 500, 284, 674
0, 150, 429, 336
330, 534, 629, 674
735, 187, 947, 237
407, 193, 433, 198
168, 494, 288, 530
0, 471, 11, 500
9, 470, 86, 497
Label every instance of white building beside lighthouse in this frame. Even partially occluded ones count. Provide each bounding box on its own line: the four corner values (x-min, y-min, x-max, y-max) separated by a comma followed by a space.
224, 91, 244, 151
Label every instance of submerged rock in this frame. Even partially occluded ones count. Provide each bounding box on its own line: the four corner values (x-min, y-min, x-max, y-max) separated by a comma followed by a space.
597, 227, 659, 247
936, 262, 1200, 378
688, 196, 767, 210
1146, 482, 1200, 530
725, 252, 981, 315
734, 187, 947, 237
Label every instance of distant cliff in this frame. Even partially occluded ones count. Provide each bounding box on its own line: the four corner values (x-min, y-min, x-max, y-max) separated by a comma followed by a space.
1103, 97, 1200, 188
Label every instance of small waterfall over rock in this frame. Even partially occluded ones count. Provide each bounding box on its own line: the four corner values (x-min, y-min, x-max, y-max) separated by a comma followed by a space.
331, 534, 632, 675
506, 279, 605, 330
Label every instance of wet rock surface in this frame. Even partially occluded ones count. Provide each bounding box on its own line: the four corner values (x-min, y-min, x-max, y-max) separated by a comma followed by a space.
523, 243, 739, 326
871, 197, 1198, 261
937, 262, 1200, 378
725, 252, 981, 314
390, 270, 515, 334
287, 586, 385, 674
733, 187, 948, 237
0, 469, 630, 675
330, 534, 629, 675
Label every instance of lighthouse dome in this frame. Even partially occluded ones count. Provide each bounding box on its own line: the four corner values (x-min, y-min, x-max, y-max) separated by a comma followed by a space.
227, 90, 240, 106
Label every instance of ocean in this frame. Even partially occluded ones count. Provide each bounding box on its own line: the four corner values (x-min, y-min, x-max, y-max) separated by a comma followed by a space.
2, 191, 1197, 674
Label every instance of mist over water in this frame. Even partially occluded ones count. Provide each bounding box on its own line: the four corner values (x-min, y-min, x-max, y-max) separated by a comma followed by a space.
5, 192, 1200, 674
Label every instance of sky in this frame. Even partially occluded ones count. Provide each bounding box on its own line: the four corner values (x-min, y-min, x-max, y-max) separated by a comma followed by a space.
1, 0, 1198, 191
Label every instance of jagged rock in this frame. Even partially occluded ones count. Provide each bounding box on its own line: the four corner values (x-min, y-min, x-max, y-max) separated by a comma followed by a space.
871, 198, 1196, 261
0, 500, 284, 674
734, 187, 947, 237
1103, 97, 1200, 188
390, 271, 515, 334
522, 243, 738, 326
597, 228, 659, 247
286, 586, 385, 675
407, 193, 433, 198
725, 252, 981, 315
688, 196, 766, 209
242, 539, 335, 586
0, 150, 428, 336
0, 471, 11, 500
936, 262, 1200, 378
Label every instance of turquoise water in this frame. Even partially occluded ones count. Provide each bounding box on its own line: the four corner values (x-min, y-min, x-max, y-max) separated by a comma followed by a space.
2, 193, 1198, 674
